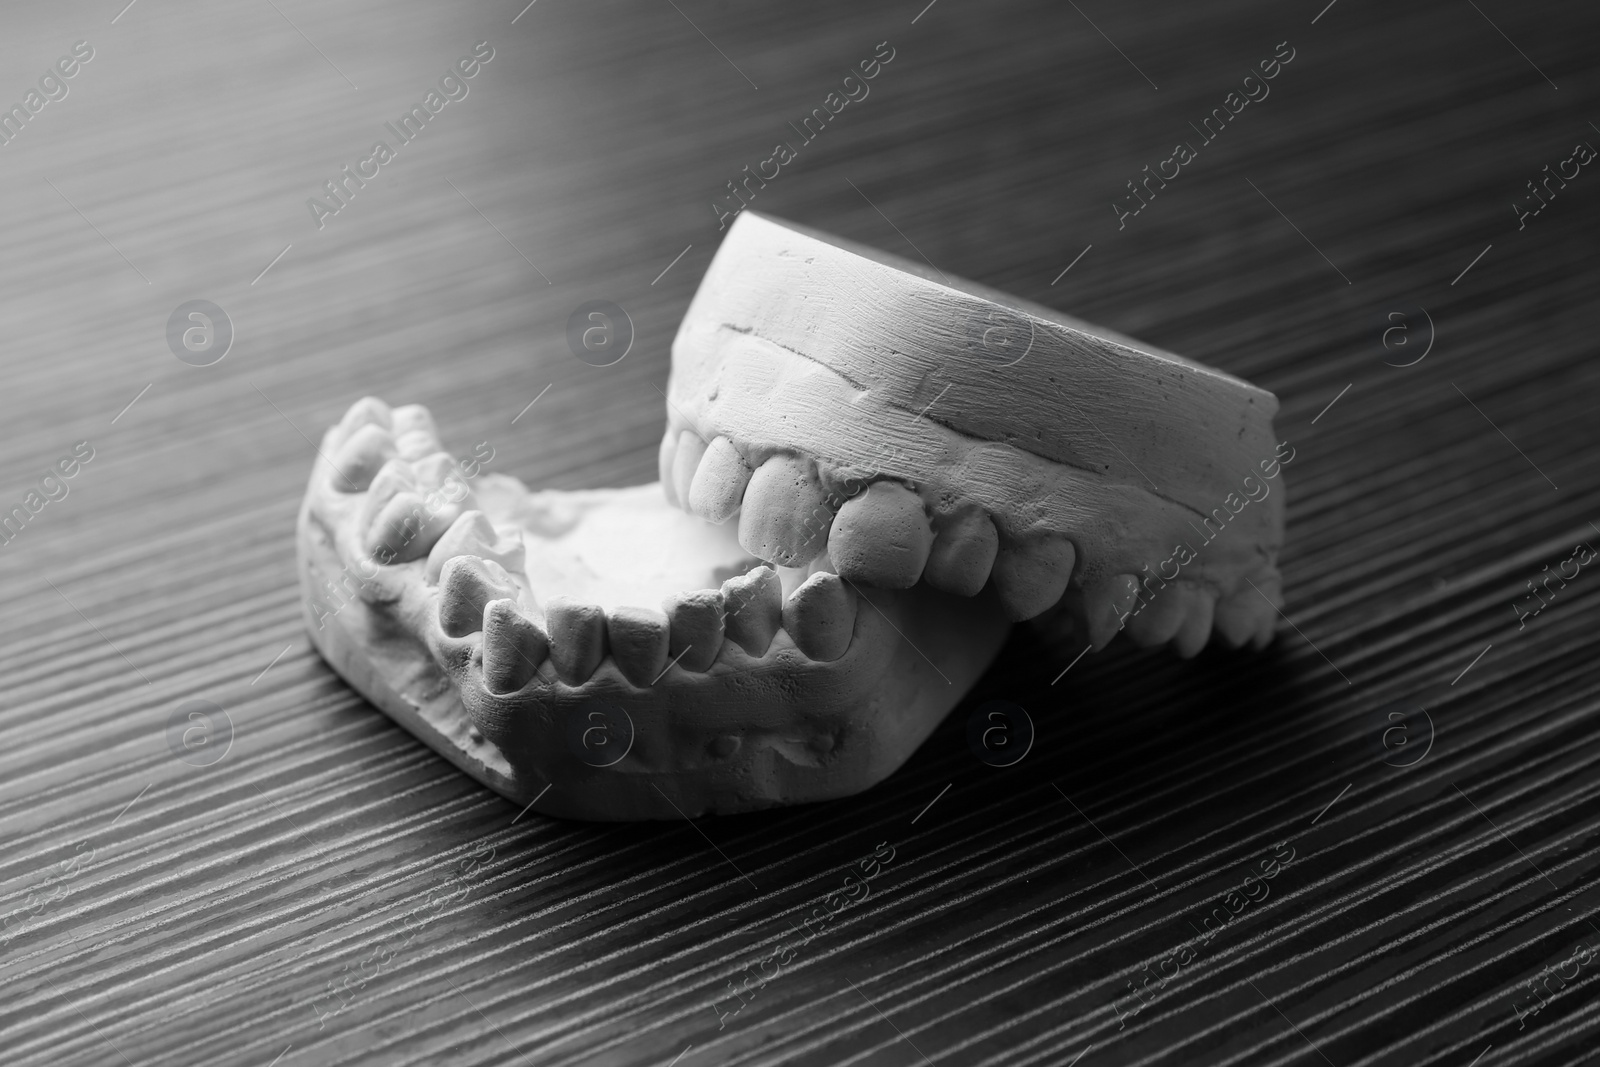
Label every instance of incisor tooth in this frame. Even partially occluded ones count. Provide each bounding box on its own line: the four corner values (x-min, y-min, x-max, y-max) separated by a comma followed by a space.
1171, 588, 1216, 658
332, 423, 398, 492
923, 507, 999, 598
687, 436, 752, 524
991, 534, 1076, 620
738, 454, 833, 567
482, 598, 548, 697
721, 566, 782, 656
606, 606, 670, 687
828, 482, 933, 590
671, 431, 709, 510
545, 596, 607, 684
663, 590, 724, 672
334, 396, 392, 449
438, 556, 519, 637
426, 510, 525, 584
782, 571, 856, 662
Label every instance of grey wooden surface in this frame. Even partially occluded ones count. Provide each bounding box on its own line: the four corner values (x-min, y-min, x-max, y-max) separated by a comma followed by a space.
2, 0, 1598, 1064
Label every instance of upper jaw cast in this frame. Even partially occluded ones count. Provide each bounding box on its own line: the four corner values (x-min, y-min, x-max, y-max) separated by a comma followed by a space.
659, 211, 1289, 657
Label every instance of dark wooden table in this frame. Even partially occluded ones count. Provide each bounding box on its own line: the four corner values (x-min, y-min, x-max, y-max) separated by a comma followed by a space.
3, 0, 1598, 1063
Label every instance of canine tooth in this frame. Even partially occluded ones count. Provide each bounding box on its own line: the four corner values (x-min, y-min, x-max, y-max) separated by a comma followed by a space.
359, 458, 419, 531
738, 454, 834, 567
923, 508, 999, 598
606, 606, 670, 687
670, 431, 709, 511
1083, 574, 1140, 650
663, 590, 724, 672
332, 423, 398, 492
782, 571, 857, 662
827, 482, 933, 590
1125, 582, 1189, 648
658, 431, 681, 508
437, 556, 519, 637
1171, 588, 1216, 658
991, 535, 1076, 620
545, 596, 607, 684
687, 436, 752, 524
482, 598, 548, 697
721, 565, 782, 656
334, 396, 392, 449
426, 510, 525, 584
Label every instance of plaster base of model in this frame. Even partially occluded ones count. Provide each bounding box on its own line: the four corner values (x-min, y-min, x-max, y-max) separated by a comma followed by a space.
299, 398, 1011, 821
661, 212, 1288, 657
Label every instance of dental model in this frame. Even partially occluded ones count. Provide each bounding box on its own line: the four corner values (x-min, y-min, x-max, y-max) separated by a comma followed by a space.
298, 214, 1286, 820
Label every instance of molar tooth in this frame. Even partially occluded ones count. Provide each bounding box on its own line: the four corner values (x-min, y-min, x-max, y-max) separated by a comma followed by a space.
396, 430, 443, 461
738, 454, 834, 567
437, 556, 519, 637
364, 491, 446, 563
1171, 587, 1216, 658
923, 507, 999, 598
782, 571, 857, 662
411, 453, 471, 498
389, 404, 438, 440
1125, 582, 1188, 648
991, 534, 1076, 620
334, 396, 392, 449
827, 482, 933, 590
545, 596, 607, 684
606, 606, 670, 687
670, 431, 709, 512
331, 423, 398, 492
721, 565, 782, 656
687, 436, 752, 524
663, 590, 725, 672
659, 431, 681, 508
482, 598, 549, 698
426, 510, 525, 584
